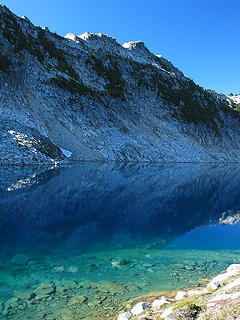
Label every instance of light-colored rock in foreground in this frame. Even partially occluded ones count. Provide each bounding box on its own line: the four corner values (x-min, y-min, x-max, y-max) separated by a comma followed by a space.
152, 296, 170, 309
227, 264, 240, 275
131, 302, 151, 316
175, 290, 188, 300
116, 264, 240, 320
207, 263, 240, 290
118, 311, 133, 320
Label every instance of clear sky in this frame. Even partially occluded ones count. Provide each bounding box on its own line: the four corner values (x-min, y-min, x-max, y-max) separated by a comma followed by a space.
1, 0, 239, 95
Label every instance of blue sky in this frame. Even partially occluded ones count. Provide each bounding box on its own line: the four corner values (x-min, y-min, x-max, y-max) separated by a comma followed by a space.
2, 0, 239, 94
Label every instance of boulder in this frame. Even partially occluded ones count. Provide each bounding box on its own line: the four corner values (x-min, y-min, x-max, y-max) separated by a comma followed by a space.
227, 264, 240, 275
68, 295, 87, 306
161, 306, 173, 317
131, 301, 150, 316
170, 264, 185, 269
187, 288, 208, 296
118, 311, 132, 320
208, 280, 222, 290
4, 297, 19, 309
208, 264, 240, 290
208, 292, 240, 304
175, 291, 188, 300
224, 277, 240, 291
34, 283, 55, 296
152, 296, 170, 309
13, 289, 35, 300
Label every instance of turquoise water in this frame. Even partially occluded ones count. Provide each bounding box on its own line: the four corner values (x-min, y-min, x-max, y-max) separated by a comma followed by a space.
1, 163, 240, 319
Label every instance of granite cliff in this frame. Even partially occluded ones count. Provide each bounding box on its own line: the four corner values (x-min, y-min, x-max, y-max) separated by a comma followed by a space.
0, 5, 240, 163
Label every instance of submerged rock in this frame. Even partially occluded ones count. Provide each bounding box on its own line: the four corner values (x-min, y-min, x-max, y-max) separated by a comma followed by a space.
98, 280, 126, 293
4, 297, 19, 310
11, 254, 30, 265
13, 289, 35, 300
34, 283, 55, 297
68, 295, 88, 306
170, 263, 185, 270
59, 308, 74, 319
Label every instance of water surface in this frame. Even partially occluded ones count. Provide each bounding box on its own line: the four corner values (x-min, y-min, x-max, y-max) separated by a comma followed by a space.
1, 163, 240, 319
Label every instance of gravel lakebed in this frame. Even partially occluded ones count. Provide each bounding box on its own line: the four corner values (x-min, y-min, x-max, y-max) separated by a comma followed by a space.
1, 249, 240, 319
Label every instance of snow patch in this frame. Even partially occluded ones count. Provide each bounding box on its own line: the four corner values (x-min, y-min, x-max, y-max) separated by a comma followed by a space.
229, 94, 240, 105
7, 178, 32, 192
122, 40, 146, 50
65, 33, 77, 41
78, 32, 95, 40
78, 32, 115, 41
219, 212, 240, 225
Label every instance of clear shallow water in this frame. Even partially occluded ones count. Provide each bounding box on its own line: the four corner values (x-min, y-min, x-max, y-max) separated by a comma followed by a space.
1, 163, 240, 319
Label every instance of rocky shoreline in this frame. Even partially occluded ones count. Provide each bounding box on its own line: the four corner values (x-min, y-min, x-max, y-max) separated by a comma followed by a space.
1, 254, 240, 319
116, 264, 240, 320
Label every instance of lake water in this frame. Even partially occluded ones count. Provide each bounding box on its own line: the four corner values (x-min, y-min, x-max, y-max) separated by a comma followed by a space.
1, 163, 240, 319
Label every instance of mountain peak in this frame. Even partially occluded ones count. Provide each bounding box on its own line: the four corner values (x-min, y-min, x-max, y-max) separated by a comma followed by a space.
65, 32, 78, 41
122, 40, 147, 51
78, 32, 115, 41
77, 32, 118, 46
65, 31, 120, 52
21, 15, 31, 23
122, 40, 151, 58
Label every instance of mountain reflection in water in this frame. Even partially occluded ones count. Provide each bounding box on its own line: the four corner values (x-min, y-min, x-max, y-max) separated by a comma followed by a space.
1, 162, 240, 252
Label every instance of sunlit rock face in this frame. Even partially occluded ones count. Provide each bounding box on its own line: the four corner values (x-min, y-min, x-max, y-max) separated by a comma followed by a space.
1, 5, 240, 163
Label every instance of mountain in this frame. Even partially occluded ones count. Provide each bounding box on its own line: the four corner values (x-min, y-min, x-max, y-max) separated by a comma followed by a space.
1, 4, 240, 164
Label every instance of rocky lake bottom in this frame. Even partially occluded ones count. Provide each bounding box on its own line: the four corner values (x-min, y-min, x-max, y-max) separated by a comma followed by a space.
1, 163, 240, 319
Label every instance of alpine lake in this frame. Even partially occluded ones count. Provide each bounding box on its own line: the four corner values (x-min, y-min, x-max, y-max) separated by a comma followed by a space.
1, 162, 240, 320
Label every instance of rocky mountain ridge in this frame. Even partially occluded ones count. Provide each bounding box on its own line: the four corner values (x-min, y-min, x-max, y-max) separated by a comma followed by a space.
1, 4, 240, 163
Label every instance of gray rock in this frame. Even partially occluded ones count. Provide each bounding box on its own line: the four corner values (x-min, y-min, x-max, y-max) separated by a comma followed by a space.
118, 311, 133, 320
208, 280, 222, 290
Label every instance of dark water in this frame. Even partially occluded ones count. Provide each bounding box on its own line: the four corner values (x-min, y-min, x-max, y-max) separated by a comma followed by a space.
1, 163, 240, 319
